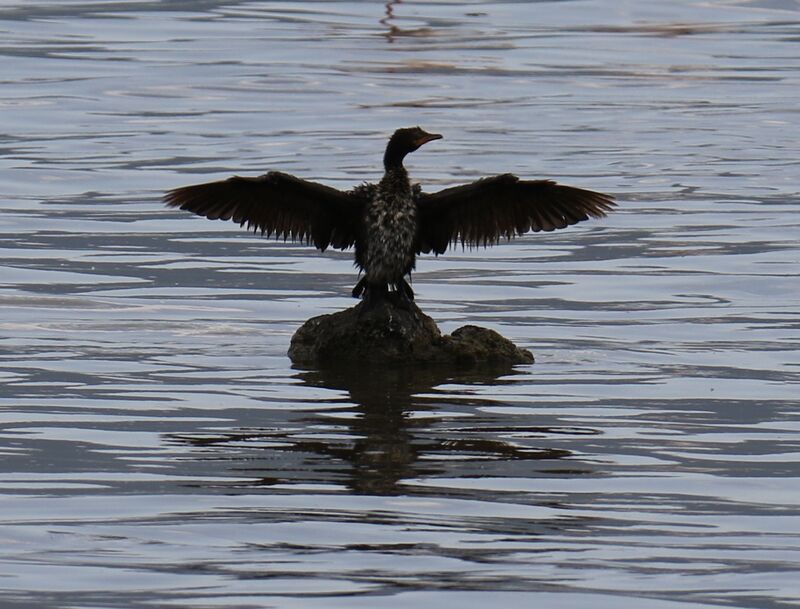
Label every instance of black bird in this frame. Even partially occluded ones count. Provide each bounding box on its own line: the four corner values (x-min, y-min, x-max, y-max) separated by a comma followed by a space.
164, 127, 615, 307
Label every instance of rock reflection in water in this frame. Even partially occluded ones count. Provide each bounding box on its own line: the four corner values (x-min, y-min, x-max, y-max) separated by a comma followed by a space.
170, 363, 581, 495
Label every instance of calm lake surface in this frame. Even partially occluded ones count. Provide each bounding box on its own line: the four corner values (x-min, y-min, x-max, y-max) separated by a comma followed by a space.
2, 1, 799, 608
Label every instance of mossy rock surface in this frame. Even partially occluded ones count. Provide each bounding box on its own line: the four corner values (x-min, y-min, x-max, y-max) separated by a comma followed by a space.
289, 300, 533, 367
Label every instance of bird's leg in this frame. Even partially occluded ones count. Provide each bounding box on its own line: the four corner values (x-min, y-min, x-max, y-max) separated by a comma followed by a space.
360, 282, 388, 313
393, 278, 415, 310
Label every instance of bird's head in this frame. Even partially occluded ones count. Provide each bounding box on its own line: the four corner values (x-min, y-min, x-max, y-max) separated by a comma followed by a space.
384, 126, 442, 169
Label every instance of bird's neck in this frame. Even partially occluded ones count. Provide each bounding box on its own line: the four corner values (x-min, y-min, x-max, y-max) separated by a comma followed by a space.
380, 165, 410, 192
383, 142, 408, 170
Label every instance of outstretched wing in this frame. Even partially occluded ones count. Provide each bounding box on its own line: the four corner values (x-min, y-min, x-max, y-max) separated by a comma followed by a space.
416, 173, 616, 255
164, 171, 363, 251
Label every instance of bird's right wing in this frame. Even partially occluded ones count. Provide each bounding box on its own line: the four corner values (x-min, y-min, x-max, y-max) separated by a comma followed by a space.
416, 173, 616, 254
164, 171, 363, 251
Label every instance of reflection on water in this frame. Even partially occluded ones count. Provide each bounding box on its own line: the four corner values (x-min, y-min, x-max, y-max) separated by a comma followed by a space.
1, 0, 800, 608
171, 364, 578, 495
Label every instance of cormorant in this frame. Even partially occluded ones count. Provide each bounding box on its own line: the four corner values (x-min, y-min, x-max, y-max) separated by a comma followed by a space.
164, 127, 615, 306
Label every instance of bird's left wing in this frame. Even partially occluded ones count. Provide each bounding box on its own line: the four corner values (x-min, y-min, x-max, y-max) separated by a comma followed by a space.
164, 171, 363, 251
415, 173, 615, 255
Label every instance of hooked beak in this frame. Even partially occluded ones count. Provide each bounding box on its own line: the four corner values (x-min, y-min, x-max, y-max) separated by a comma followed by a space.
415, 131, 443, 147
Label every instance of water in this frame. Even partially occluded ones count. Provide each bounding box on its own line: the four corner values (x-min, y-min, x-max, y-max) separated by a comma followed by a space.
1, 1, 799, 607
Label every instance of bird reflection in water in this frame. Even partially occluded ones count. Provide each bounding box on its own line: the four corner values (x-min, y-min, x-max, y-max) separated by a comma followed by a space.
381, 0, 403, 43
169, 363, 595, 496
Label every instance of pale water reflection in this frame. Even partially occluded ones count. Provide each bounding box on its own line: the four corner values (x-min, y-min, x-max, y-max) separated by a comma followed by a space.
1, 1, 799, 608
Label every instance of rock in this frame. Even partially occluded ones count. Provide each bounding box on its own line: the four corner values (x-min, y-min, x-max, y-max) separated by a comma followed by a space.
288, 298, 534, 367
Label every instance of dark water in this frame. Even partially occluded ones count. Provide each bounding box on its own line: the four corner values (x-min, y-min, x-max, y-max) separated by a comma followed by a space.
2, 1, 799, 608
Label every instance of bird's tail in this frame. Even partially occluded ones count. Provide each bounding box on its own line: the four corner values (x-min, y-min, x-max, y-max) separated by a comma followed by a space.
351, 277, 367, 298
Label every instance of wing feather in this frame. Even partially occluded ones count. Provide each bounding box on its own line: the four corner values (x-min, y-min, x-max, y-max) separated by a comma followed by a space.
164, 171, 363, 251
416, 174, 615, 254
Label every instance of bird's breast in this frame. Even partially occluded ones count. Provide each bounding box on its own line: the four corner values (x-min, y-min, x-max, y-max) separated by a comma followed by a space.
363, 186, 417, 281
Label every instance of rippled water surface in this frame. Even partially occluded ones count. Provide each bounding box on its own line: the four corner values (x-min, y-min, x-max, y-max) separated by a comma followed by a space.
2, 1, 800, 608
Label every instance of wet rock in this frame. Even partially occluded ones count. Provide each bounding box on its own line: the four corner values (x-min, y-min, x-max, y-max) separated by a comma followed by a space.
288, 299, 534, 367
